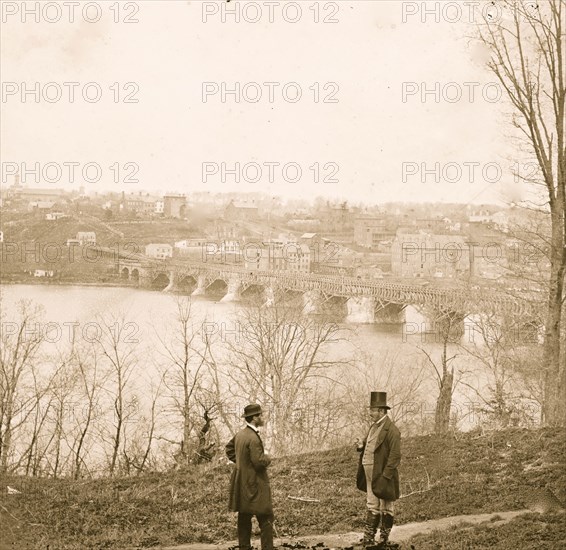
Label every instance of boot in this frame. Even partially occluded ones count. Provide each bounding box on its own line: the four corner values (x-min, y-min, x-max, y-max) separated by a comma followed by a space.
377, 513, 394, 547
361, 511, 381, 547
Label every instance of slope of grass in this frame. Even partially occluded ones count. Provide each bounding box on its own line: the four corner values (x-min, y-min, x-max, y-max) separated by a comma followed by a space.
403, 512, 566, 549
1, 215, 198, 248
0, 427, 564, 549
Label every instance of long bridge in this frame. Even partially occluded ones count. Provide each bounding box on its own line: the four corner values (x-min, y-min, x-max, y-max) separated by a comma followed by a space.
94, 246, 544, 327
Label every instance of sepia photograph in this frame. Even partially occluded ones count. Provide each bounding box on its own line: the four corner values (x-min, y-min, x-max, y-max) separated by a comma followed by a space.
0, 1, 565, 548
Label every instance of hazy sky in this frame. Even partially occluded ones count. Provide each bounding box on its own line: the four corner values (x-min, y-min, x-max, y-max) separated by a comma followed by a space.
1, 0, 531, 205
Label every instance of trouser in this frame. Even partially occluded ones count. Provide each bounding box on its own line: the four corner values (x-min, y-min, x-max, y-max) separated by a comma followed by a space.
363, 465, 395, 516
237, 512, 274, 550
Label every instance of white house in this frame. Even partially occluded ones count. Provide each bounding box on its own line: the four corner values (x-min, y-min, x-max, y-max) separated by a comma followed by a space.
77, 232, 96, 245
46, 212, 66, 221
34, 269, 55, 277
145, 243, 173, 259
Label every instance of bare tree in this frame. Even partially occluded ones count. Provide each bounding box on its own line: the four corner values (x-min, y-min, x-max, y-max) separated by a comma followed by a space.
0, 300, 45, 473
460, 312, 540, 429
70, 343, 106, 479
43, 351, 80, 478
344, 350, 427, 438
17, 367, 54, 477
122, 376, 163, 475
193, 404, 218, 464
418, 312, 466, 434
478, 0, 566, 424
155, 297, 213, 466
96, 314, 138, 476
224, 301, 347, 455
201, 327, 238, 439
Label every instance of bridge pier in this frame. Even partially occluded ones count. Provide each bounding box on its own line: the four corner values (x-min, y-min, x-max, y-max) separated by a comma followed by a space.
303, 290, 323, 314
264, 286, 276, 307
163, 271, 179, 293
191, 275, 208, 296
346, 297, 376, 323
405, 306, 465, 341
138, 269, 153, 289
220, 278, 242, 302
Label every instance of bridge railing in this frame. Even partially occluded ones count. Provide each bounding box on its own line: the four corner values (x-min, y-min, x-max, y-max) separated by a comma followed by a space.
112, 251, 544, 313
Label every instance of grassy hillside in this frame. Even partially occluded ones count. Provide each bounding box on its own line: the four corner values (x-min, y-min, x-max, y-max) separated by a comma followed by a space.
405, 512, 566, 549
0, 428, 564, 549
1, 215, 200, 248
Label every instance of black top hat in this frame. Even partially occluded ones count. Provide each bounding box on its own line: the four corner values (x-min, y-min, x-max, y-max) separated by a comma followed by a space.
242, 403, 263, 418
369, 391, 390, 409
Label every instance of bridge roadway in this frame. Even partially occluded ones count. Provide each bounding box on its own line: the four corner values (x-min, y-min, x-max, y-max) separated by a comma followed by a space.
93, 246, 543, 316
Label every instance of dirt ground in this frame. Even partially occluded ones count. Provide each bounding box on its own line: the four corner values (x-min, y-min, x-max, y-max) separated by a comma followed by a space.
159, 509, 531, 550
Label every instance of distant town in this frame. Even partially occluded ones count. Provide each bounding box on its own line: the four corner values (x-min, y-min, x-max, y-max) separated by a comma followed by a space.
0, 175, 549, 288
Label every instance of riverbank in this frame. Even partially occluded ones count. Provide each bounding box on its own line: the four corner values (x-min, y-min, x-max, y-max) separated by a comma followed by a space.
0, 276, 136, 289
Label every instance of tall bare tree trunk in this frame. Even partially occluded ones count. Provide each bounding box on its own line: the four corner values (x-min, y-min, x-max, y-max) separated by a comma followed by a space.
543, 213, 566, 425
479, 0, 565, 425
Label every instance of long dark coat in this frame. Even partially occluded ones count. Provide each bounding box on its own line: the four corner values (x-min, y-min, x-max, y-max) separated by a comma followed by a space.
226, 426, 273, 515
356, 416, 401, 501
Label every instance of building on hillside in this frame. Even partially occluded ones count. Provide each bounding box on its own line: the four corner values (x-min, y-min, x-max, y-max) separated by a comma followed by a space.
163, 194, 187, 218
145, 243, 173, 259
468, 242, 507, 280
175, 238, 242, 263
122, 193, 160, 215
415, 217, 451, 232
468, 208, 506, 225
12, 187, 67, 203
34, 269, 55, 277
391, 233, 470, 278
468, 210, 510, 232
77, 232, 96, 246
224, 199, 259, 221
245, 240, 312, 273
354, 217, 392, 248
28, 200, 56, 212
319, 203, 354, 233
45, 212, 66, 221
285, 243, 312, 273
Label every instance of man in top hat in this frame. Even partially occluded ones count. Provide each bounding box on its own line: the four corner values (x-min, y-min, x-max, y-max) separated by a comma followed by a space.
356, 392, 401, 548
226, 404, 273, 550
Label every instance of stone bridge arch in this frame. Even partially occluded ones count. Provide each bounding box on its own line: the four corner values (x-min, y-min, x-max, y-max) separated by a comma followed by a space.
240, 283, 266, 300
151, 272, 170, 290
207, 278, 228, 296
177, 274, 198, 293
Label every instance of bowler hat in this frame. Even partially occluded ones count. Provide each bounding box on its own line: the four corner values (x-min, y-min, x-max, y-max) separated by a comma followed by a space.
242, 403, 263, 418
369, 391, 390, 410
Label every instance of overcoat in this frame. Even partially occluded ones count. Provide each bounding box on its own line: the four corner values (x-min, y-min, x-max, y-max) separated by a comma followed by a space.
356, 416, 401, 501
226, 426, 273, 515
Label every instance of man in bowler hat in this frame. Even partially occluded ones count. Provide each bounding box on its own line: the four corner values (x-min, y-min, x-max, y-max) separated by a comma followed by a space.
226, 404, 273, 550
356, 392, 401, 548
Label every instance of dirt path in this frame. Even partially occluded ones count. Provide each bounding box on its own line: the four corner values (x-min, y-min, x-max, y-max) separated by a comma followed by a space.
159, 509, 531, 550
